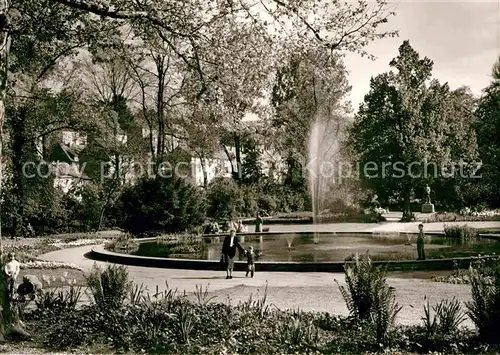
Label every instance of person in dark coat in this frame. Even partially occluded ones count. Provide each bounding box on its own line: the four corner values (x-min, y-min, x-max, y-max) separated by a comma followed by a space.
221, 230, 245, 279
417, 223, 426, 260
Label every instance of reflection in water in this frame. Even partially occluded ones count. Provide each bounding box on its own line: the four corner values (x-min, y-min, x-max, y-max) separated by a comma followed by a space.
133, 233, 500, 263
207, 247, 216, 260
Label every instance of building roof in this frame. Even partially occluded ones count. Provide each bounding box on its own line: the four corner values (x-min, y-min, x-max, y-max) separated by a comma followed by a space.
49, 143, 82, 164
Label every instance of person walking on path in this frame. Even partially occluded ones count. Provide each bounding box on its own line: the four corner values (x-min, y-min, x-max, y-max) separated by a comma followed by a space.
417, 223, 426, 260
255, 212, 263, 233
221, 230, 245, 279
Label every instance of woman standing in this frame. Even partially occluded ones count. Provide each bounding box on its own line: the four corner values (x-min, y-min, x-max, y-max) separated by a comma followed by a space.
221, 230, 245, 279
255, 212, 263, 233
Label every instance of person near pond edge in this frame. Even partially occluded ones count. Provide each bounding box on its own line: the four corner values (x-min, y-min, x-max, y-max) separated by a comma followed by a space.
221, 230, 246, 279
235, 220, 246, 233
417, 223, 426, 260
255, 212, 263, 233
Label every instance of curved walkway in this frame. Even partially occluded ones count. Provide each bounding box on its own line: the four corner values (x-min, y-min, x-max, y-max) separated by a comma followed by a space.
37, 250, 470, 326
39, 220, 500, 326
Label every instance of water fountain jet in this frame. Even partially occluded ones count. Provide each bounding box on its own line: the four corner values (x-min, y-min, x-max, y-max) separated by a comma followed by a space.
308, 114, 341, 238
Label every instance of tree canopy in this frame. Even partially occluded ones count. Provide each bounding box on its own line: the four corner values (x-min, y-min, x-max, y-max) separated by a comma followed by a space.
349, 40, 477, 219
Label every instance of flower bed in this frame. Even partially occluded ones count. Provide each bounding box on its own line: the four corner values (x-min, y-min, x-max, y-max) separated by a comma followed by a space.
49, 239, 107, 249
423, 210, 500, 223
459, 207, 500, 218
20, 261, 83, 271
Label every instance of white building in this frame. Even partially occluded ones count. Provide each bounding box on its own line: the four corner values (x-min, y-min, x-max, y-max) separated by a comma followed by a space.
190, 145, 283, 187
191, 150, 233, 187
51, 128, 284, 191
50, 131, 88, 194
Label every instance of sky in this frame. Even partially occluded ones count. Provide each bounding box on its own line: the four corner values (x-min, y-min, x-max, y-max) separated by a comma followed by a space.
344, 0, 500, 111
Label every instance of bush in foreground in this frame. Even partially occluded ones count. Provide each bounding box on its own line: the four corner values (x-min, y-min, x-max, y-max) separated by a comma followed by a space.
467, 265, 500, 344
336, 252, 401, 344
15, 262, 500, 354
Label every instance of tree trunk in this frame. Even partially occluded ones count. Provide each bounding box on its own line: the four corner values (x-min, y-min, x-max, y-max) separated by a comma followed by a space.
200, 155, 208, 188
222, 144, 235, 176
155, 56, 165, 176
234, 134, 241, 181
96, 202, 107, 232
114, 152, 120, 181
0, 0, 12, 254
11, 107, 28, 239
402, 184, 412, 221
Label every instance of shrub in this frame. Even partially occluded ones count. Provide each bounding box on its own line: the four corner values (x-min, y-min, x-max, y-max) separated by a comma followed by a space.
336, 252, 401, 343
174, 300, 195, 344
422, 297, 466, 337
323, 198, 360, 215
402, 297, 468, 353
205, 177, 243, 220
85, 264, 132, 311
35, 286, 83, 314
37, 306, 98, 350
105, 233, 137, 252
444, 224, 478, 242
257, 194, 278, 215
277, 313, 319, 352
370, 275, 402, 343
466, 265, 500, 343
118, 176, 206, 236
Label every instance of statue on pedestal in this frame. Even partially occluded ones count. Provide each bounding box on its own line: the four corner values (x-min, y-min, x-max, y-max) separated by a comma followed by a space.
424, 184, 431, 204
421, 184, 435, 213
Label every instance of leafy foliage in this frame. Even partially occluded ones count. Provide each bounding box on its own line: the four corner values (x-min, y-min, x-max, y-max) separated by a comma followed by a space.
444, 224, 478, 242
118, 176, 206, 236
466, 265, 500, 343
336, 252, 401, 343
348, 41, 478, 219
205, 177, 244, 220
474, 57, 500, 208
85, 264, 132, 311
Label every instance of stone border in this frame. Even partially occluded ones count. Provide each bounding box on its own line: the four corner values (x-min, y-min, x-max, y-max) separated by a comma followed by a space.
85, 232, 500, 272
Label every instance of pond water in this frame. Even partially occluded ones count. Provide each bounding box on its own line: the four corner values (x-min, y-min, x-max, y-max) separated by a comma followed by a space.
131, 233, 500, 262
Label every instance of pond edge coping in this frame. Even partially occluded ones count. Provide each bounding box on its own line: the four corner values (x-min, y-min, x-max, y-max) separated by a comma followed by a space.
85, 231, 500, 272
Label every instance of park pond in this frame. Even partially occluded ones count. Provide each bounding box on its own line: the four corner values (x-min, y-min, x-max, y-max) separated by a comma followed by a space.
130, 232, 500, 262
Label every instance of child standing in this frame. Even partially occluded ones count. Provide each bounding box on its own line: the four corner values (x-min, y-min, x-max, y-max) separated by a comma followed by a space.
417, 223, 426, 260
246, 246, 256, 278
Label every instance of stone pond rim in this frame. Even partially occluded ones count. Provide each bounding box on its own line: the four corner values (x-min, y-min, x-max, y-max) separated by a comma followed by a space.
85, 231, 500, 273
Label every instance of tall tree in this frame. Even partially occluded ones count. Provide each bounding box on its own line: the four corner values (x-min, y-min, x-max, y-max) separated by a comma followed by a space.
348, 41, 477, 220
175, 102, 219, 187
125, 38, 188, 173
4, 0, 118, 238
271, 47, 351, 211
474, 57, 500, 206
